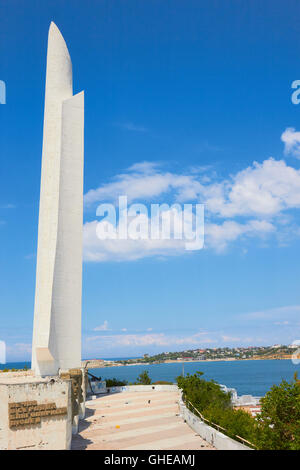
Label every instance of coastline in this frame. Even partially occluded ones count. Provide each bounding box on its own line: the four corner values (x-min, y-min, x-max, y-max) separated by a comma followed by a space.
82, 356, 292, 369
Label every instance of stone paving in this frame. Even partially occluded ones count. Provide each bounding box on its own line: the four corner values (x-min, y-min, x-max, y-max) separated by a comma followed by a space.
72, 389, 215, 450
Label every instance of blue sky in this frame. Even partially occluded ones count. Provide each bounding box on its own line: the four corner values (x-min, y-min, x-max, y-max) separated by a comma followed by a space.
1, 0, 300, 361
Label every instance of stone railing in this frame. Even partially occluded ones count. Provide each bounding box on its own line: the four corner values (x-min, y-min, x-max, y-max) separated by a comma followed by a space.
179, 396, 253, 450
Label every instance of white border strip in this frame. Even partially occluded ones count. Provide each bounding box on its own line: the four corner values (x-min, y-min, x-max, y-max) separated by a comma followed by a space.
179, 398, 252, 451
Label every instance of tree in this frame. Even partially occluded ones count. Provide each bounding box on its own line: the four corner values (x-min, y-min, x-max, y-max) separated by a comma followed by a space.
177, 371, 232, 412
177, 370, 300, 450
177, 371, 257, 446
256, 373, 300, 450
136, 370, 151, 385
105, 378, 128, 387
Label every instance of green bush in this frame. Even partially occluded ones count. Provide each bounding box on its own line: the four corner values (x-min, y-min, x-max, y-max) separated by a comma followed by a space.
135, 370, 151, 385
256, 374, 300, 450
152, 380, 174, 385
177, 371, 257, 447
177, 371, 300, 450
205, 404, 258, 443
177, 371, 232, 412
105, 378, 128, 387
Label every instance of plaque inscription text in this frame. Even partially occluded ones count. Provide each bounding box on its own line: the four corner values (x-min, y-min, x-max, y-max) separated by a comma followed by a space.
9, 401, 67, 428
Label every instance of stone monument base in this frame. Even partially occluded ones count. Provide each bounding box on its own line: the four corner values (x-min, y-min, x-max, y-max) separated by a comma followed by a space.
59, 367, 87, 434
0, 371, 72, 450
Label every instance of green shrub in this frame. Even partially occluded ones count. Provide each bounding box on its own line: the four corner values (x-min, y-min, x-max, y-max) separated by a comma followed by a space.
177, 371, 300, 450
135, 370, 151, 385
256, 374, 300, 450
177, 371, 257, 447
152, 380, 173, 385
105, 378, 128, 387
177, 371, 231, 412
205, 404, 258, 443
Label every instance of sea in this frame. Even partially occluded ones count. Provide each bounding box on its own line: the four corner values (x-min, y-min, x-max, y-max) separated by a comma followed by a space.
2, 359, 299, 396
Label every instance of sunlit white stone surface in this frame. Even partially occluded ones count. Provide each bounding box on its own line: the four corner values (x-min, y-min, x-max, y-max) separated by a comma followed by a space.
32, 22, 84, 376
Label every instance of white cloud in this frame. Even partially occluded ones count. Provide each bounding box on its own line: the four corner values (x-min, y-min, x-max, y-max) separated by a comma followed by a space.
81, 316, 300, 356
115, 122, 148, 132
6, 343, 32, 359
204, 158, 300, 218
221, 335, 241, 342
85, 156, 300, 217
205, 219, 275, 252
83, 208, 192, 261
94, 320, 109, 331
85, 331, 216, 349
0, 204, 16, 209
281, 127, 300, 158
84, 161, 203, 206
128, 161, 159, 173
84, 222, 187, 261
240, 305, 300, 321
83, 132, 300, 261
83, 200, 275, 261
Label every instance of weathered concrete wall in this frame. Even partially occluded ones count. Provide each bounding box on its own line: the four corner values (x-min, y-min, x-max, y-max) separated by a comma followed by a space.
60, 368, 86, 434
88, 380, 107, 395
179, 399, 252, 451
0, 375, 72, 450
87, 384, 178, 399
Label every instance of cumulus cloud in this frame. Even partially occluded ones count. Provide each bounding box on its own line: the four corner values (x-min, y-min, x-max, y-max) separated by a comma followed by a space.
240, 305, 300, 321
84, 163, 202, 206
281, 127, 300, 158
82, 327, 278, 356
85, 331, 216, 349
83, 210, 194, 261
83, 133, 300, 261
85, 156, 300, 216
203, 158, 300, 218
84, 223, 187, 261
84, 210, 274, 261
94, 320, 110, 331
205, 219, 275, 252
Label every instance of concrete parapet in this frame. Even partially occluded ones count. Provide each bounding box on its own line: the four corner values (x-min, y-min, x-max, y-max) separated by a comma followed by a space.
179, 398, 252, 451
107, 384, 178, 394
0, 373, 72, 450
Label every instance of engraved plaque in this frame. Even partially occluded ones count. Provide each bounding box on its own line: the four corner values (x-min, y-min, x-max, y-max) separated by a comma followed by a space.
8, 401, 67, 429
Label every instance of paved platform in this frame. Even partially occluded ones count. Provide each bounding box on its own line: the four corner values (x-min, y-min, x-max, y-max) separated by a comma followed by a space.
72, 390, 215, 450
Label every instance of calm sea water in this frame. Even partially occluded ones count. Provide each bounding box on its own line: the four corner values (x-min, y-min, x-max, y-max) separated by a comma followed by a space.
2, 359, 299, 396
91, 359, 300, 396
0, 362, 31, 370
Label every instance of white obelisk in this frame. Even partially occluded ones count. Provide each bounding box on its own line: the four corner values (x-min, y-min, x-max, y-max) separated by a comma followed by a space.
32, 22, 84, 376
